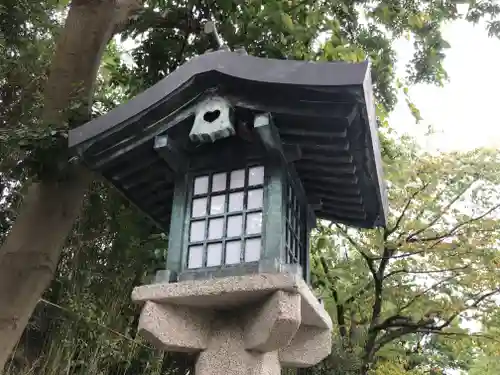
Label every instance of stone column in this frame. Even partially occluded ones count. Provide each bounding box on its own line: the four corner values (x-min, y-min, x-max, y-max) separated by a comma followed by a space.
132, 273, 332, 375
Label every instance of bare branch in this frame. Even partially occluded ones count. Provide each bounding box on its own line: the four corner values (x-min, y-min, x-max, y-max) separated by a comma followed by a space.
344, 282, 373, 305
405, 181, 475, 241
414, 330, 500, 344
377, 240, 459, 260
374, 325, 500, 353
437, 288, 500, 329
394, 185, 449, 243
117, 6, 202, 37
385, 182, 429, 239
373, 248, 428, 260
375, 288, 500, 351
406, 203, 500, 243
396, 274, 460, 313
334, 224, 378, 277
334, 223, 373, 252
384, 265, 470, 280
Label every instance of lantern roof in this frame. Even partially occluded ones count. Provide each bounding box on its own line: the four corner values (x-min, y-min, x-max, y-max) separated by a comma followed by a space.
69, 50, 387, 230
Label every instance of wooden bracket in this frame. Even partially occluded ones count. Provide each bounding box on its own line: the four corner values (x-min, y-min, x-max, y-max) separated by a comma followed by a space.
154, 135, 188, 174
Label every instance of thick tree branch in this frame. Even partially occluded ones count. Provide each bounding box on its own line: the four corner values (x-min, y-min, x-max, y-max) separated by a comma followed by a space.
372, 274, 460, 339
109, 0, 145, 37
374, 325, 426, 353
374, 248, 427, 260
377, 316, 437, 332
378, 245, 394, 277
331, 288, 348, 339
317, 256, 348, 340
362, 283, 384, 367
363, 254, 388, 367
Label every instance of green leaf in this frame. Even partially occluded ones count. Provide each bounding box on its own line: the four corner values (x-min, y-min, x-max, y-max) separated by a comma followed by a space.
408, 14, 424, 29
281, 13, 294, 30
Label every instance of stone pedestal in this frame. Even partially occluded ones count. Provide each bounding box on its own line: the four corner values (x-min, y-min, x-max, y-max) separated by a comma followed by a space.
132, 273, 332, 375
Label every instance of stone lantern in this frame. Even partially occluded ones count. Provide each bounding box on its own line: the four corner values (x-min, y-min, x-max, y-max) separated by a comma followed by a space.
69, 50, 387, 375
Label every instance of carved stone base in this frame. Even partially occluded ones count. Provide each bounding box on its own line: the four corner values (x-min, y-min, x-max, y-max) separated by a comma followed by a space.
132, 273, 332, 374
196, 316, 281, 375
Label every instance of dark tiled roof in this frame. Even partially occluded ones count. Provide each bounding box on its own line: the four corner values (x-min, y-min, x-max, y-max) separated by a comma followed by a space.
69, 50, 387, 230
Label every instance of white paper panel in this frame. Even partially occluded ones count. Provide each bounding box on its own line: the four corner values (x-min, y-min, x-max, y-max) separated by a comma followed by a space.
227, 215, 243, 237
246, 212, 262, 235
247, 188, 263, 210
206, 243, 223, 267
248, 166, 264, 186
210, 194, 226, 215
245, 238, 261, 262
230, 169, 245, 189
229, 192, 244, 212
212, 172, 227, 192
190, 221, 206, 242
208, 218, 224, 239
187, 245, 203, 268
192, 197, 207, 218
194, 175, 209, 195
225, 241, 241, 265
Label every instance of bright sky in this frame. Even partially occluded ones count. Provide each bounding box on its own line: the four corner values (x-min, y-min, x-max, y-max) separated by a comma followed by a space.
390, 19, 500, 153
389, 19, 500, 346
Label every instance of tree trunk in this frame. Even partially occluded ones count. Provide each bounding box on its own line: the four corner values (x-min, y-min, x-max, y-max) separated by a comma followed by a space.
0, 0, 141, 370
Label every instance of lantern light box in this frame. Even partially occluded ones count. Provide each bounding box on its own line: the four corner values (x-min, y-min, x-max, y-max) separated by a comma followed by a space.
69, 50, 387, 284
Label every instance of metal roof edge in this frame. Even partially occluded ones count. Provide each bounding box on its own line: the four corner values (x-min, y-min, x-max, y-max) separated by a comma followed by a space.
362, 67, 388, 227
69, 51, 370, 149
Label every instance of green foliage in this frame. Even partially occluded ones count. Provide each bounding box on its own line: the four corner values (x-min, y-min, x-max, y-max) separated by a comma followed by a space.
465, 312, 500, 375
468, 354, 500, 375
115, 0, 500, 110
4, 182, 184, 375
466, 0, 500, 38
0, 0, 62, 245
1, 1, 500, 375
308, 136, 500, 374
0, 0, 59, 168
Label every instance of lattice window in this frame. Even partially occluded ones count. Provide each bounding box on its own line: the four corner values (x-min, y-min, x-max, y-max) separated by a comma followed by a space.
186, 165, 265, 269
285, 182, 304, 265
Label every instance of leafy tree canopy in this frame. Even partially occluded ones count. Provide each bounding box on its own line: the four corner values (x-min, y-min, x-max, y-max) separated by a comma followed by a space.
309, 136, 500, 374
1, 1, 500, 375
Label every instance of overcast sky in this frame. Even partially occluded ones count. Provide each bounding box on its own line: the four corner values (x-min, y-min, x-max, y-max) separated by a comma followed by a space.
388, 18, 500, 344
390, 18, 500, 153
